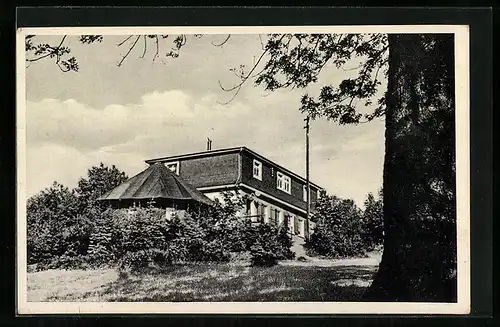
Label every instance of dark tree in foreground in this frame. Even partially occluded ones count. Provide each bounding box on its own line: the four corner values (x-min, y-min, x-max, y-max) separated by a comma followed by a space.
26, 33, 457, 301
365, 34, 456, 302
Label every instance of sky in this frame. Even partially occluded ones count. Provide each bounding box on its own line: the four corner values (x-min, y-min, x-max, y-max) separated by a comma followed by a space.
24, 34, 386, 207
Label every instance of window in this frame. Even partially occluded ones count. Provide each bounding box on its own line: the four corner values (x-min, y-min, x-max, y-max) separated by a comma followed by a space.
257, 203, 267, 222
165, 161, 179, 175
284, 213, 294, 234
250, 201, 267, 223
294, 216, 301, 235
277, 172, 291, 194
317, 189, 322, 199
245, 199, 252, 216
253, 159, 262, 180
270, 208, 280, 226
303, 185, 308, 202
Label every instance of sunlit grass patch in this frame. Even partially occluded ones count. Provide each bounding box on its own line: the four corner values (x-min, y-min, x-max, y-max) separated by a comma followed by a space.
28, 261, 378, 302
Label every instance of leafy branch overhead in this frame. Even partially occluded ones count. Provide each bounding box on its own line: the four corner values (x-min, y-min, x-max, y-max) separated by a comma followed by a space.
229, 34, 389, 124
25, 33, 388, 125
25, 35, 79, 72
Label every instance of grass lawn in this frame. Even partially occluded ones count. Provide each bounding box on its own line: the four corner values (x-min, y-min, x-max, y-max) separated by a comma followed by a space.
27, 255, 380, 302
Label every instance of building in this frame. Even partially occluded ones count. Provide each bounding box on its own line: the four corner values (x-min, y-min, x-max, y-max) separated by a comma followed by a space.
145, 146, 323, 238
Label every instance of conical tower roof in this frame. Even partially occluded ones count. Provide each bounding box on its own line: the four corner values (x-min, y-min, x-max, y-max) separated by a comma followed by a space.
97, 162, 213, 206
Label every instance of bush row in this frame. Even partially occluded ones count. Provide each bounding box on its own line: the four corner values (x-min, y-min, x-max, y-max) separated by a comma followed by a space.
27, 192, 295, 272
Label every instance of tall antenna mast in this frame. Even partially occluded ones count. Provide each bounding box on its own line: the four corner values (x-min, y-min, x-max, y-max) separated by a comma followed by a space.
304, 116, 311, 241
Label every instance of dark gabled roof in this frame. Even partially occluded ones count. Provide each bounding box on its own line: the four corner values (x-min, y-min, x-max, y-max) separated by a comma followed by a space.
97, 162, 213, 206
145, 146, 323, 190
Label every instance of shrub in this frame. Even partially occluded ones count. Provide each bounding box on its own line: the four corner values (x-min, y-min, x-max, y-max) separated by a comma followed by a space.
44, 255, 90, 271
247, 223, 295, 266
27, 185, 298, 272
118, 249, 171, 272
111, 193, 296, 269
306, 194, 367, 258
27, 182, 86, 264
361, 190, 384, 251
250, 240, 278, 267
112, 204, 234, 270
187, 191, 250, 255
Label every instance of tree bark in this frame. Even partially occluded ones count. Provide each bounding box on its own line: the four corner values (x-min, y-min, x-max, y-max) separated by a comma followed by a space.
364, 34, 456, 302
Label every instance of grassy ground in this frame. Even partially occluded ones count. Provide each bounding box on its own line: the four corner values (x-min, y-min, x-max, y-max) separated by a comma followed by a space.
27, 253, 381, 302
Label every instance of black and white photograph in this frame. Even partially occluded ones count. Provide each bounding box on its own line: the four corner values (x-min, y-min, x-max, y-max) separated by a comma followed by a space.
16, 24, 470, 314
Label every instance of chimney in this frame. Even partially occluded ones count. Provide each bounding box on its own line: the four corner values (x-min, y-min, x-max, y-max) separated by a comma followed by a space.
207, 137, 212, 151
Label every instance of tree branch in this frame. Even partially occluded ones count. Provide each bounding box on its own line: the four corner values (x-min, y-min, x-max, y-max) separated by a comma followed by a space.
212, 34, 231, 47
26, 51, 53, 63
140, 35, 147, 59
26, 36, 67, 63
312, 34, 345, 79
153, 35, 160, 61
56, 61, 70, 73
216, 82, 243, 105
219, 44, 269, 92
117, 35, 133, 47
117, 36, 141, 67
218, 34, 286, 103
258, 34, 266, 50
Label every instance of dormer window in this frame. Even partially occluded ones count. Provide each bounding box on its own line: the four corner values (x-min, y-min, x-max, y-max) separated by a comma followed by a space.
253, 159, 262, 180
165, 161, 179, 175
277, 172, 291, 194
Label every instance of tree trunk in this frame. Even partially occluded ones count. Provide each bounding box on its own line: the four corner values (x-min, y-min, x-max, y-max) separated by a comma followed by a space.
364, 34, 456, 302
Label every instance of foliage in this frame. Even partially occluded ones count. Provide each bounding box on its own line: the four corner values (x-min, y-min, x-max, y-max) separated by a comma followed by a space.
86, 207, 125, 266
247, 223, 295, 266
251, 34, 388, 124
74, 162, 128, 211
25, 35, 79, 72
27, 163, 129, 268
109, 193, 295, 270
44, 254, 91, 271
25, 34, 186, 71
188, 191, 251, 253
27, 182, 85, 264
361, 189, 384, 250
307, 193, 366, 258
28, 184, 296, 271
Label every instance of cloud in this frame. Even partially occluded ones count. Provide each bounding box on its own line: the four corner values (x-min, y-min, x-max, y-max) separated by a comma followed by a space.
26, 143, 147, 198
26, 90, 211, 151
25, 88, 384, 206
